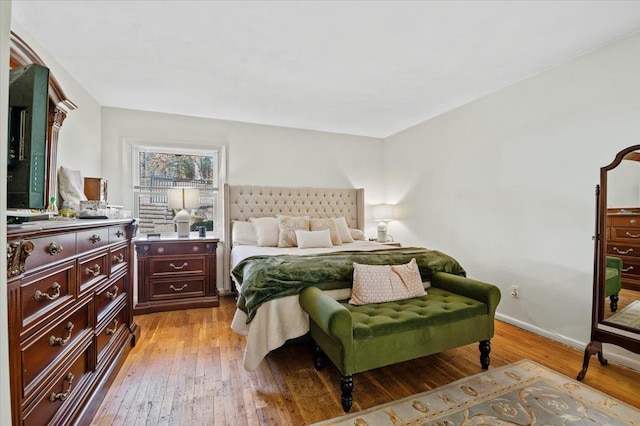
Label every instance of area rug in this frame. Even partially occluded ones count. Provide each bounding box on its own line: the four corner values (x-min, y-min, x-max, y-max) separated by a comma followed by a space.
606, 300, 640, 329
313, 359, 639, 425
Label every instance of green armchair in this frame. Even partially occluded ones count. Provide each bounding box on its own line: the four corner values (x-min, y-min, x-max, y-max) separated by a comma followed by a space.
605, 256, 622, 312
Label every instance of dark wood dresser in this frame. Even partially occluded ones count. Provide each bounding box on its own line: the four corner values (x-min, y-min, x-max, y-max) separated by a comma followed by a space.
607, 208, 640, 291
134, 235, 219, 314
6, 219, 139, 425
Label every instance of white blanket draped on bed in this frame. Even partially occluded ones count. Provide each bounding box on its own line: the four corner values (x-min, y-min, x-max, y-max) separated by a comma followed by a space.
230, 241, 394, 371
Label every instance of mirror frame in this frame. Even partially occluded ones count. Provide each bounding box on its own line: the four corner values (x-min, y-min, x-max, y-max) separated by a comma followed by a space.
9, 31, 77, 207
578, 144, 640, 380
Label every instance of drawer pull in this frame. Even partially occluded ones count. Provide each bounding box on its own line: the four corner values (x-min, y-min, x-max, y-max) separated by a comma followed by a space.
626, 232, 640, 238
106, 286, 119, 300
170, 262, 188, 270
622, 266, 635, 273
34, 282, 61, 301
613, 247, 633, 255
49, 372, 74, 402
90, 234, 102, 244
170, 284, 188, 292
48, 242, 63, 255
116, 230, 124, 237
157, 247, 165, 254
85, 264, 101, 277
106, 319, 119, 335
192, 246, 199, 252
113, 253, 125, 263
49, 322, 74, 346
631, 219, 638, 224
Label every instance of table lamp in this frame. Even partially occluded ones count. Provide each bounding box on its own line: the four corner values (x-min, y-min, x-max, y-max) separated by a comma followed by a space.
168, 187, 200, 237
372, 204, 394, 242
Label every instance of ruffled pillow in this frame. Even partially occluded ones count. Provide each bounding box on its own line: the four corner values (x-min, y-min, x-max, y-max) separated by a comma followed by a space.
277, 215, 310, 247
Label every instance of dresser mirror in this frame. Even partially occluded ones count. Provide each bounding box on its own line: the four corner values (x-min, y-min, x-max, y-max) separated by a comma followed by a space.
578, 145, 640, 380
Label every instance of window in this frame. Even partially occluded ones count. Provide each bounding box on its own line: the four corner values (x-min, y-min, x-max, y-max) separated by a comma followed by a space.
132, 144, 224, 235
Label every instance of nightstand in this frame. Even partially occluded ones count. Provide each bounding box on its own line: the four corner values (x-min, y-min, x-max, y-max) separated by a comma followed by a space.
379, 241, 401, 247
134, 234, 219, 314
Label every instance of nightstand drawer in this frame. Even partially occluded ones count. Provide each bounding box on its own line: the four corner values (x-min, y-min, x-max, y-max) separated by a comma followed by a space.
150, 257, 205, 276
150, 277, 206, 300
147, 241, 208, 257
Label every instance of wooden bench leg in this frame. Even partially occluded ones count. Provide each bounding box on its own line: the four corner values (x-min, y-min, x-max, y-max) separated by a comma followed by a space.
479, 340, 491, 369
340, 375, 353, 412
313, 343, 324, 371
610, 294, 619, 312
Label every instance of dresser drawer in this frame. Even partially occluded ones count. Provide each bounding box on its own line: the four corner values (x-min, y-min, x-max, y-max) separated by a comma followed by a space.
22, 343, 92, 426
95, 276, 126, 323
609, 215, 640, 227
150, 277, 206, 300
23, 233, 77, 273
78, 250, 109, 293
96, 304, 127, 365
620, 257, 640, 278
147, 241, 208, 257
108, 224, 129, 244
607, 243, 640, 258
110, 243, 128, 274
610, 227, 640, 241
21, 298, 92, 398
77, 228, 109, 253
150, 256, 205, 276
19, 260, 76, 339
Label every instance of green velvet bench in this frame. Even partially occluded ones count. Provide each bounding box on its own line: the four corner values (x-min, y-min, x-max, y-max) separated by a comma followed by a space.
606, 256, 622, 312
299, 271, 501, 412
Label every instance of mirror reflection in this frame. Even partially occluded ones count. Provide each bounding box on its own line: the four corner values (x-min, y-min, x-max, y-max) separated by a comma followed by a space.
603, 150, 640, 331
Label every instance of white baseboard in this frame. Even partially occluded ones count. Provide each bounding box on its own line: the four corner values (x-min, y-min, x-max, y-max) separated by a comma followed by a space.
495, 313, 640, 373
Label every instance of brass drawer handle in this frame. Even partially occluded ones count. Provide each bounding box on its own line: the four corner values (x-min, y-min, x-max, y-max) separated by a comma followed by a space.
613, 247, 633, 255
106, 319, 119, 336
622, 266, 635, 273
631, 219, 638, 224
626, 232, 640, 238
90, 234, 102, 244
48, 242, 63, 255
49, 322, 74, 346
85, 264, 101, 277
34, 282, 61, 301
192, 246, 199, 252
170, 284, 188, 292
170, 262, 188, 270
106, 286, 119, 300
116, 230, 124, 237
49, 372, 74, 402
113, 253, 125, 263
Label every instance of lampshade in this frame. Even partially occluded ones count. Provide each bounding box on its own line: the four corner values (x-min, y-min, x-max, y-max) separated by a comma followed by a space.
167, 187, 200, 210
372, 204, 394, 222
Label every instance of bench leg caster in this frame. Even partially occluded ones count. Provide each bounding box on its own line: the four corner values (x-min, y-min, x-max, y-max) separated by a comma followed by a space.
313, 343, 324, 371
340, 375, 353, 412
479, 340, 491, 369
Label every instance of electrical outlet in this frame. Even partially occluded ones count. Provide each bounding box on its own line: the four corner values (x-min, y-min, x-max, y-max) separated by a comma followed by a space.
511, 285, 520, 298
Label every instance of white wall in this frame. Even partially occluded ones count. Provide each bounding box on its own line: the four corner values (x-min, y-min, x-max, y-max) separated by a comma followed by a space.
384, 31, 640, 368
1, 3, 13, 425
10, 20, 102, 183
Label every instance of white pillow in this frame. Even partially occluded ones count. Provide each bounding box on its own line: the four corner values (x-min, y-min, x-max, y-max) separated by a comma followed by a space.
249, 217, 279, 247
232, 221, 257, 246
333, 217, 354, 243
310, 218, 342, 246
349, 258, 426, 305
295, 229, 334, 249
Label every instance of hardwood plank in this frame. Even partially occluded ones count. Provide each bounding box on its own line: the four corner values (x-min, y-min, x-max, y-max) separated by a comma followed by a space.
92, 295, 640, 425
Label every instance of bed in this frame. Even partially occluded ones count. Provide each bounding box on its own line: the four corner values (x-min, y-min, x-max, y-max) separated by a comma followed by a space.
223, 184, 465, 371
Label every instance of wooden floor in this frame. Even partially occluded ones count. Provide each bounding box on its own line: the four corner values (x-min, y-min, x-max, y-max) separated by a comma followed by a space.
91, 295, 640, 425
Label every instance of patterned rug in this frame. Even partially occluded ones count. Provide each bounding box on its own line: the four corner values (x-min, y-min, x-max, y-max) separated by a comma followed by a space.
607, 300, 640, 329
313, 360, 639, 425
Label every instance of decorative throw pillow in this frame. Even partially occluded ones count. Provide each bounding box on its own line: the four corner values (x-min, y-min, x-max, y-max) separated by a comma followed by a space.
349, 258, 426, 305
333, 217, 354, 243
277, 215, 310, 247
232, 220, 257, 246
250, 217, 279, 247
310, 218, 342, 246
58, 166, 88, 210
349, 228, 366, 241
295, 229, 333, 249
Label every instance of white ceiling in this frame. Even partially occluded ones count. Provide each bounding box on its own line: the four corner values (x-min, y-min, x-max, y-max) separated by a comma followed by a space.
11, 1, 640, 138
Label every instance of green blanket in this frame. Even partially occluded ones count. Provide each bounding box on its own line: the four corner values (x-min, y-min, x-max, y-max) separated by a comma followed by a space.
232, 247, 466, 323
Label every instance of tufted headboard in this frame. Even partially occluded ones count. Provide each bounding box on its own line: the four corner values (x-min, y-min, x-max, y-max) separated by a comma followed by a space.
222, 184, 364, 292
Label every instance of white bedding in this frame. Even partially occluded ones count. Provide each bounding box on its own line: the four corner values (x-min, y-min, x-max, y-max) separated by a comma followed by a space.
230, 241, 393, 371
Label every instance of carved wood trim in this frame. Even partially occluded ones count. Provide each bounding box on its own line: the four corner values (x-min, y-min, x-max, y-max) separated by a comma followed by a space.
9, 31, 77, 204
6, 240, 35, 278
